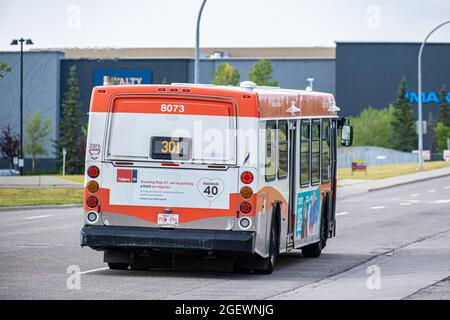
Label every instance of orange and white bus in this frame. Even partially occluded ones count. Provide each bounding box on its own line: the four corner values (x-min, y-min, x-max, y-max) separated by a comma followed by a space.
81, 80, 353, 274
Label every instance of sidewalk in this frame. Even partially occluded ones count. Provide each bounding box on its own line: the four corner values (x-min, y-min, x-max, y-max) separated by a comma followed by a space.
0, 176, 82, 188
337, 166, 450, 199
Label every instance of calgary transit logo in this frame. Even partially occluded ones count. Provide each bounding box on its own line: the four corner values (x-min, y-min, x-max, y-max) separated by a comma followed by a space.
117, 169, 137, 183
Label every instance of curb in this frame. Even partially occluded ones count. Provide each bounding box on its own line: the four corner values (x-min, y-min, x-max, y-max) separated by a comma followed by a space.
0, 204, 82, 212
367, 172, 450, 192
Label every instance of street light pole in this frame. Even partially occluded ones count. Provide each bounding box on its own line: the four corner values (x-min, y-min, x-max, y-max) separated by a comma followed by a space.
417, 20, 450, 170
10, 38, 33, 175
19, 40, 24, 176
194, 0, 208, 84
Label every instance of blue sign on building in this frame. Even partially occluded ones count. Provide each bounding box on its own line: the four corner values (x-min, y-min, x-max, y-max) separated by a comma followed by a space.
406, 91, 450, 104
93, 69, 152, 86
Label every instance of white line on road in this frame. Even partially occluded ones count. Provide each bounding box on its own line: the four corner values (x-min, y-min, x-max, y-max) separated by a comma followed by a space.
432, 200, 450, 204
78, 267, 109, 275
370, 206, 386, 210
400, 203, 412, 206
406, 200, 420, 203
428, 189, 436, 193
411, 194, 419, 197
336, 212, 349, 216
24, 215, 53, 220
445, 186, 450, 189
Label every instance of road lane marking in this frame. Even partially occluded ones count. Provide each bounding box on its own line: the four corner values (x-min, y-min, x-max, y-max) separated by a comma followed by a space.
391, 198, 400, 201
17, 243, 64, 248
78, 267, 109, 275
428, 189, 436, 193
445, 186, 450, 189
371, 206, 386, 210
432, 200, 450, 204
411, 194, 419, 197
24, 215, 53, 220
336, 212, 349, 216
400, 203, 412, 206
406, 200, 420, 203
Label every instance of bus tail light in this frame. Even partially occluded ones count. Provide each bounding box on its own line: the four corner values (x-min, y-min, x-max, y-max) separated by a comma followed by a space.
87, 165, 100, 178
86, 180, 99, 193
240, 171, 254, 184
240, 201, 252, 214
240, 186, 253, 199
86, 196, 98, 208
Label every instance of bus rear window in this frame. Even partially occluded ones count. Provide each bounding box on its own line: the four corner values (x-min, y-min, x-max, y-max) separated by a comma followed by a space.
106, 97, 236, 164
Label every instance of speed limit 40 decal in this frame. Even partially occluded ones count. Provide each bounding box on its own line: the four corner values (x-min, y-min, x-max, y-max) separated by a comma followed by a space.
198, 178, 224, 204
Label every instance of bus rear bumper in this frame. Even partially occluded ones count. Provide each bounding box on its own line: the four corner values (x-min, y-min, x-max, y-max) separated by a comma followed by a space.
81, 225, 255, 254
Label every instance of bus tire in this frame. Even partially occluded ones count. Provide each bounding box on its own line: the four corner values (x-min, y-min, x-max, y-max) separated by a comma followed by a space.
301, 241, 322, 258
130, 263, 148, 271
256, 216, 279, 274
107, 262, 129, 270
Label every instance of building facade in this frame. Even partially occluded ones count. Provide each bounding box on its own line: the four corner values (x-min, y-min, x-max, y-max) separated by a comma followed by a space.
0, 44, 449, 171
0, 51, 63, 171
336, 42, 450, 151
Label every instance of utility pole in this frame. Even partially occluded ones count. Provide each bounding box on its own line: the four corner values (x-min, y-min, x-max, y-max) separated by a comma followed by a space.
10, 38, 33, 176
194, 0, 208, 84
417, 20, 450, 169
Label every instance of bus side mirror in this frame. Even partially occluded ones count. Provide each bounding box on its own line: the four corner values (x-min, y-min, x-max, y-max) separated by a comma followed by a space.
341, 124, 353, 147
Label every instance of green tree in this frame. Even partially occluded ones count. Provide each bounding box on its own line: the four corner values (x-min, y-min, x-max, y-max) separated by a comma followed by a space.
55, 65, 85, 174
434, 122, 450, 154
437, 85, 450, 127
248, 58, 279, 86
211, 63, 240, 86
349, 105, 396, 148
0, 125, 19, 168
0, 62, 11, 79
390, 77, 417, 152
24, 111, 51, 174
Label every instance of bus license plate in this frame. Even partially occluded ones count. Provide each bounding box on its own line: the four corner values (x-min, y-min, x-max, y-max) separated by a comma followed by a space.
157, 213, 179, 225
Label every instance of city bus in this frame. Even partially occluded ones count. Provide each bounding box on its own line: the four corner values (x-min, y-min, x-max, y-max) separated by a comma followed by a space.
80, 80, 353, 274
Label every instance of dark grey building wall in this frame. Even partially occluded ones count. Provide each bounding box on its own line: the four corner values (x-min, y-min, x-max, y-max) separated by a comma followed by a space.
336, 42, 450, 150
336, 42, 450, 116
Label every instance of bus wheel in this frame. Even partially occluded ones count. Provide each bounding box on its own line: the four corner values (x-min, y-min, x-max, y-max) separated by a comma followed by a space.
107, 262, 129, 270
130, 262, 149, 271
301, 241, 322, 258
256, 219, 279, 274
302, 219, 327, 258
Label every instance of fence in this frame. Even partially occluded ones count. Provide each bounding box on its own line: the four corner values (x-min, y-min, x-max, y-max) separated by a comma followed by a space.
337, 146, 418, 168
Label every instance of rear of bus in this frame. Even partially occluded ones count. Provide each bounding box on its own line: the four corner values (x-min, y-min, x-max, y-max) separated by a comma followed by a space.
80, 85, 259, 266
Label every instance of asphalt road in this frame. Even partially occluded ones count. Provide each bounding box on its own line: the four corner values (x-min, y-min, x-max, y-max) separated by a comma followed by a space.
1, 176, 450, 300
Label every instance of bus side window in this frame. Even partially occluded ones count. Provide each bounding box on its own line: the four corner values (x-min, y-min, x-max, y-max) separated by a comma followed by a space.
300, 120, 310, 187
311, 120, 321, 185
278, 120, 288, 180
265, 121, 277, 182
322, 119, 331, 182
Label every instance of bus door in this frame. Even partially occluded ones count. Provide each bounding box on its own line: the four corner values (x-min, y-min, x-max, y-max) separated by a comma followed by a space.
329, 119, 338, 236
286, 120, 298, 247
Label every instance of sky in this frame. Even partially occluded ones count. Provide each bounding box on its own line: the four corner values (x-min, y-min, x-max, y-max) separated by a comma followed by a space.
1, 0, 450, 50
